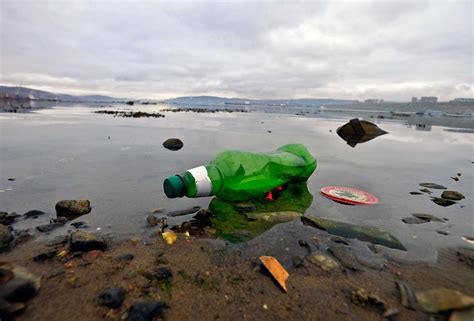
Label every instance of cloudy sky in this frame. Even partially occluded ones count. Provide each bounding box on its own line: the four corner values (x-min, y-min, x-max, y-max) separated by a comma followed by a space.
0, 0, 472, 101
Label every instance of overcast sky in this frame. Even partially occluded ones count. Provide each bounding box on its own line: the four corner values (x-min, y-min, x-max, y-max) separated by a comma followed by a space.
1, 0, 472, 101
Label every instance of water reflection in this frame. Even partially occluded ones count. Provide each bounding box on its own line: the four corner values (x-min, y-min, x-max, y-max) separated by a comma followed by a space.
172, 183, 313, 243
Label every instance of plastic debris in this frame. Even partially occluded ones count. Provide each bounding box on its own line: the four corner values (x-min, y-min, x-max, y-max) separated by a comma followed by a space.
259, 256, 289, 293
162, 231, 177, 245
320, 186, 378, 205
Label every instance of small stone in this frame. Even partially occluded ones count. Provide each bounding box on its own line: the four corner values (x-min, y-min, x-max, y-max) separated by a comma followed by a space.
70, 221, 90, 229
0, 212, 18, 225
419, 183, 447, 189
0, 263, 41, 303
292, 256, 305, 268
441, 191, 465, 201
7, 178, 15, 181
98, 287, 125, 308
14, 229, 33, 245
127, 301, 167, 321
69, 231, 107, 252
50, 217, 68, 224
33, 250, 57, 262
409, 191, 423, 195
146, 215, 159, 227
23, 210, 46, 219
431, 197, 456, 207
35, 223, 64, 233
55, 199, 91, 217
437, 230, 450, 236
307, 252, 340, 272
419, 188, 432, 194
115, 254, 134, 262
46, 235, 69, 247
162, 138, 183, 151
0, 224, 13, 252
154, 266, 172, 280
402, 217, 427, 224
451, 176, 459, 182
412, 213, 444, 222
43, 267, 66, 279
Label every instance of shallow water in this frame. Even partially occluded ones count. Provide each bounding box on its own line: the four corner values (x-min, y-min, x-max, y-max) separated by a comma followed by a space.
0, 104, 473, 262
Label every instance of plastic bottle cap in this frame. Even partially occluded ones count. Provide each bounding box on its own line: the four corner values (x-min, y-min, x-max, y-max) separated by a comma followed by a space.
164, 175, 185, 198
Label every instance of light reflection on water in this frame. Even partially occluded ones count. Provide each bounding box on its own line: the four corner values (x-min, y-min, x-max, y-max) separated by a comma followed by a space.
0, 104, 473, 261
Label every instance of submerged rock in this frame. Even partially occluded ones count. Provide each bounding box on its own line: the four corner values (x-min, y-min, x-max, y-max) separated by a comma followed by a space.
419, 183, 447, 190
412, 213, 444, 222
419, 188, 433, 194
69, 231, 107, 252
98, 287, 125, 308
162, 138, 183, 151
336, 118, 388, 147
56, 199, 91, 217
302, 214, 406, 251
246, 211, 301, 222
23, 210, 46, 219
127, 301, 167, 321
431, 197, 456, 207
402, 217, 427, 224
307, 252, 340, 272
0, 212, 18, 225
35, 222, 64, 233
0, 225, 13, 252
33, 250, 57, 262
441, 191, 465, 201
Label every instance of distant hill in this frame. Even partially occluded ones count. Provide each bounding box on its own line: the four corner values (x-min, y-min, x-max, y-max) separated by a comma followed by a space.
163, 96, 358, 106
0, 85, 126, 102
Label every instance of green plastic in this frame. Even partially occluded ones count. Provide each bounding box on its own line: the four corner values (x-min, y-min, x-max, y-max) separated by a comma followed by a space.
164, 144, 317, 201
163, 176, 185, 198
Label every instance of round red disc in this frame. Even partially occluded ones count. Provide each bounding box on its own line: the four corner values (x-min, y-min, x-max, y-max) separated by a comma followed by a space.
320, 186, 378, 205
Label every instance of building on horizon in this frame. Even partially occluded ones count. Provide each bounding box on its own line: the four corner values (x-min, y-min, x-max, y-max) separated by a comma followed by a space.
411, 97, 418, 103
420, 96, 438, 103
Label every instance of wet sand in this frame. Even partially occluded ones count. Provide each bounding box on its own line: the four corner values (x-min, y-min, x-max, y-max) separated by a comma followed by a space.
1, 231, 474, 321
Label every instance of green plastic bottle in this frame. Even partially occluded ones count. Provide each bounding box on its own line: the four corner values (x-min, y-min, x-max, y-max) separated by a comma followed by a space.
163, 144, 316, 202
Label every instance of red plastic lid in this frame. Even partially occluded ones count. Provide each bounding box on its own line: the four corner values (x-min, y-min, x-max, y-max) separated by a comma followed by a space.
320, 186, 378, 205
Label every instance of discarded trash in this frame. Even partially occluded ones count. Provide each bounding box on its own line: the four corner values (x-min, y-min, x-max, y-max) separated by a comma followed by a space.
259, 256, 289, 292
302, 214, 406, 250
164, 144, 316, 201
336, 118, 388, 147
162, 231, 177, 245
320, 186, 378, 205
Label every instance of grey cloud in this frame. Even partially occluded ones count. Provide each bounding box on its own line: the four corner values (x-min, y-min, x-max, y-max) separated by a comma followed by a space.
0, 0, 472, 101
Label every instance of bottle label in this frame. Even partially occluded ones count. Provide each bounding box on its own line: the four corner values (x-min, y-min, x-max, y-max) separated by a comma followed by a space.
188, 166, 213, 197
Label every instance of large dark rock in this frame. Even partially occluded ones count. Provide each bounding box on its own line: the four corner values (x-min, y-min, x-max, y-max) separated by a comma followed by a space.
0, 225, 13, 252
162, 138, 183, 151
69, 231, 107, 252
98, 287, 125, 308
33, 250, 57, 262
55, 200, 91, 218
127, 301, 166, 321
441, 191, 465, 201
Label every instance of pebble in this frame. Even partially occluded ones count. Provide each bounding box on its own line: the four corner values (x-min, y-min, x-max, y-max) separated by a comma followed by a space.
33, 250, 58, 262
35, 222, 64, 233
162, 138, 183, 151
431, 197, 456, 207
98, 287, 125, 308
55, 199, 92, 217
115, 253, 134, 262
154, 266, 173, 280
441, 190, 465, 201
307, 252, 340, 272
69, 231, 107, 252
23, 209, 46, 219
0, 224, 14, 251
127, 301, 167, 321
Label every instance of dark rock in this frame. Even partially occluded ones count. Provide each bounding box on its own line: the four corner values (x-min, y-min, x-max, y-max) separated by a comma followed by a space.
419, 183, 447, 189
441, 190, 465, 201
0, 225, 13, 251
50, 217, 68, 224
46, 235, 69, 247
292, 255, 305, 268
0, 212, 18, 225
412, 213, 444, 222
35, 223, 64, 233
69, 231, 107, 252
336, 118, 388, 147
436, 230, 450, 236
23, 210, 46, 219
55, 199, 91, 217
43, 268, 66, 279
115, 254, 134, 262
13, 229, 33, 245
146, 215, 159, 227
419, 188, 432, 194
154, 266, 172, 280
98, 287, 125, 308
0, 263, 41, 303
7, 178, 15, 181
127, 301, 166, 321
70, 221, 90, 229
409, 191, 423, 195
431, 197, 456, 207
162, 138, 183, 151
33, 250, 57, 262
402, 217, 427, 224
451, 176, 459, 182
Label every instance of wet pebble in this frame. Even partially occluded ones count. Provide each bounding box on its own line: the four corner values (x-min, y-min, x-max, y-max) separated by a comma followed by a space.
402, 217, 427, 224
153, 266, 173, 280
419, 183, 447, 189
115, 253, 134, 262
436, 230, 450, 236
307, 252, 340, 272
70, 221, 90, 229
35, 222, 64, 233
146, 214, 159, 226
419, 188, 432, 194
162, 138, 183, 151
69, 231, 107, 252
98, 287, 125, 308
441, 190, 465, 201
55, 199, 91, 217
431, 197, 456, 207
46, 235, 69, 247
23, 210, 46, 219
127, 301, 167, 321
0, 225, 13, 252
33, 250, 57, 262
409, 191, 423, 195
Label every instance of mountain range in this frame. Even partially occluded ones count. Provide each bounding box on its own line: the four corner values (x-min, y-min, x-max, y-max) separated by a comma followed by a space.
0, 85, 359, 106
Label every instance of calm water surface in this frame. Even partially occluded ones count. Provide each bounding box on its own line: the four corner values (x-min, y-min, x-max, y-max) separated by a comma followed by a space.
0, 105, 472, 262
